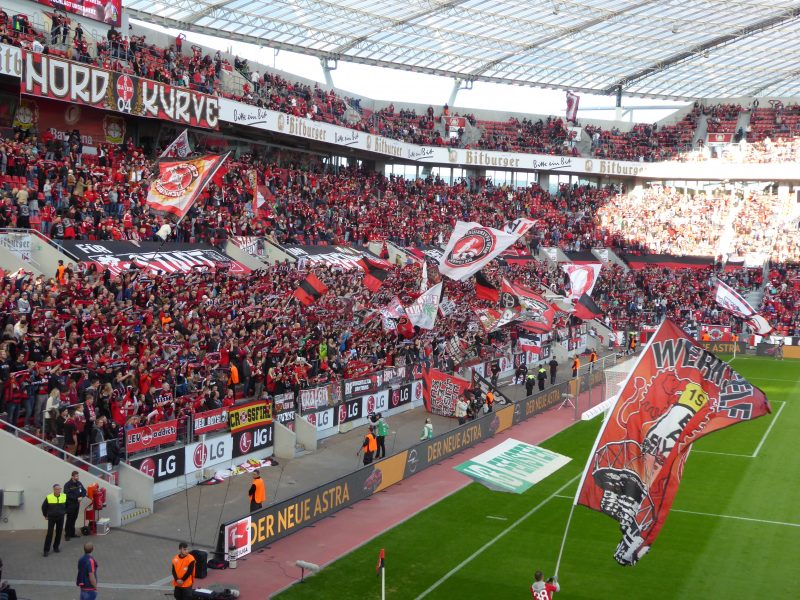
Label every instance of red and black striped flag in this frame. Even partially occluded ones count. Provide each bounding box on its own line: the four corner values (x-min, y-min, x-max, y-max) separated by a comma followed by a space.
474, 271, 499, 303
574, 293, 603, 321
358, 257, 391, 293
293, 273, 328, 306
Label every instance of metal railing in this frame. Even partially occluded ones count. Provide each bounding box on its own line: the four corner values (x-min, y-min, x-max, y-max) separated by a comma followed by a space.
2, 420, 117, 484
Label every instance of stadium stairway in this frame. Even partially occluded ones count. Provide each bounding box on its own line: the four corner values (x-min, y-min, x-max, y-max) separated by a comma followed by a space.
692, 112, 709, 146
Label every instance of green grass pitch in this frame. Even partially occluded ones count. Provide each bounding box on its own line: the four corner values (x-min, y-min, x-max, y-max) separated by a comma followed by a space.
276, 356, 800, 599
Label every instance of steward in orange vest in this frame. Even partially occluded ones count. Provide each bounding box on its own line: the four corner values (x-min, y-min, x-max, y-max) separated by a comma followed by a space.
572, 356, 580, 377
360, 427, 378, 466
249, 470, 266, 512
171, 542, 196, 599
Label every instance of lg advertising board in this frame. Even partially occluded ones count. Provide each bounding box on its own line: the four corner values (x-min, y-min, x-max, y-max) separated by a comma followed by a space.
130, 447, 185, 483
184, 436, 233, 474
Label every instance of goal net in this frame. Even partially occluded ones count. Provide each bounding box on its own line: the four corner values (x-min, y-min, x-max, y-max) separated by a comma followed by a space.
579, 356, 637, 420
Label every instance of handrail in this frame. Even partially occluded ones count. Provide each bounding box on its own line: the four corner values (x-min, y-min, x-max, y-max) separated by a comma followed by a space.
1, 419, 117, 483
0, 227, 76, 258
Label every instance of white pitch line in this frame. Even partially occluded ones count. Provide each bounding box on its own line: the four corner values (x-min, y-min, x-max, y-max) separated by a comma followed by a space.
671, 509, 800, 528
414, 474, 581, 600
551, 496, 800, 527
692, 449, 753, 457
752, 400, 786, 458
486, 515, 508, 521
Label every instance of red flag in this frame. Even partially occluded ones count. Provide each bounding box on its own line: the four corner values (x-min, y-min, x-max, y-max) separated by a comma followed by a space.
573, 293, 603, 321
145, 154, 228, 219
576, 319, 770, 565
376, 548, 385, 574
358, 257, 391, 293
292, 274, 328, 306
422, 368, 471, 417
396, 315, 415, 339
474, 271, 500, 303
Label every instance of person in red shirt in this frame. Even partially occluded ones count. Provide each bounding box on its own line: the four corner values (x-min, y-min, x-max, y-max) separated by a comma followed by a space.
531, 572, 559, 600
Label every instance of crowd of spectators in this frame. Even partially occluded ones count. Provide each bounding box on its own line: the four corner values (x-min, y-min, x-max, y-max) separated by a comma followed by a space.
596, 188, 732, 257
8, 8, 800, 165
762, 263, 800, 337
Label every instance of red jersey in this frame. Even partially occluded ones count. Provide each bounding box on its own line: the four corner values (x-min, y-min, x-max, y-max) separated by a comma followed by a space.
531, 582, 559, 600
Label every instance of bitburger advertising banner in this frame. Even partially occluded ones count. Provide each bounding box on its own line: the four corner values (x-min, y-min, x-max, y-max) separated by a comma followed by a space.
22, 51, 219, 130
60, 241, 251, 276
228, 401, 272, 433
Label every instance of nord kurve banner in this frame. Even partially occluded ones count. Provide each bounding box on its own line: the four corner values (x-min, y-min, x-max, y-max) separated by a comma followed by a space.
22, 51, 219, 130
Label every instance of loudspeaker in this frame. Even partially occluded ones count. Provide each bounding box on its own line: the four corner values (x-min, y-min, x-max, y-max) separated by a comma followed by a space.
191, 549, 208, 580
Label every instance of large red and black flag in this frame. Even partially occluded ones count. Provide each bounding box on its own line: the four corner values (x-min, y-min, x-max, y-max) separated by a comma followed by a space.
573, 293, 603, 321
357, 257, 391, 293
292, 273, 328, 306
474, 271, 500, 303
575, 319, 770, 565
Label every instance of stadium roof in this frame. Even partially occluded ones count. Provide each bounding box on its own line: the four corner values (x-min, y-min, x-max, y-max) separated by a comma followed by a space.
126, 0, 800, 100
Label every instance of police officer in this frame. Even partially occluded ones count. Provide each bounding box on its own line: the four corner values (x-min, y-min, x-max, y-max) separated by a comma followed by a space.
171, 542, 196, 600
42, 483, 67, 556
548, 357, 559, 385
375, 414, 389, 459
525, 371, 536, 396
537, 364, 547, 391
64, 470, 87, 541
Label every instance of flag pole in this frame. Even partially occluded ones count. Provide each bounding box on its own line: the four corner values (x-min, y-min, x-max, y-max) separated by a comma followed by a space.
381, 563, 385, 600
554, 502, 576, 578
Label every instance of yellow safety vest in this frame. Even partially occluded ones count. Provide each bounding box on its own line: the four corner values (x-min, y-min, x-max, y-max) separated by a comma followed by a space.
46, 493, 67, 504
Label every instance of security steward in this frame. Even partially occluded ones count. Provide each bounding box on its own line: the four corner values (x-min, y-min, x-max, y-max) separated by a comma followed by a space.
171, 542, 196, 600
42, 483, 67, 556
589, 349, 598, 372
525, 371, 536, 396
537, 364, 547, 391
548, 357, 559, 385
359, 426, 378, 465
572, 355, 580, 378
485, 389, 495, 412
64, 470, 87, 541
248, 470, 266, 512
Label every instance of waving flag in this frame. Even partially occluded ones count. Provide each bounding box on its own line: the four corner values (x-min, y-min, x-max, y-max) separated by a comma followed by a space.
573, 293, 603, 321
439, 221, 527, 281
358, 257, 391, 293
293, 273, 328, 306
407, 282, 442, 330
714, 279, 771, 334
420, 260, 429, 293
160, 129, 191, 158
146, 154, 228, 219
566, 91, 580, 123
562, 263, 602, 299
502, 279, 556, 332
575, 319, 770, 565
423, 368, 471, 417
474, 271, 500, 303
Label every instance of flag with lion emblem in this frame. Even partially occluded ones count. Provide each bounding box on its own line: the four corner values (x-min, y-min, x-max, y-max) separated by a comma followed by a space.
575, 319, 770, 566
146, 153, 229, 219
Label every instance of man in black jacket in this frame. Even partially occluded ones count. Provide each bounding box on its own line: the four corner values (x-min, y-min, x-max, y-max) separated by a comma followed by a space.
63, 471, 87, 541
42, 484, 68, 556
